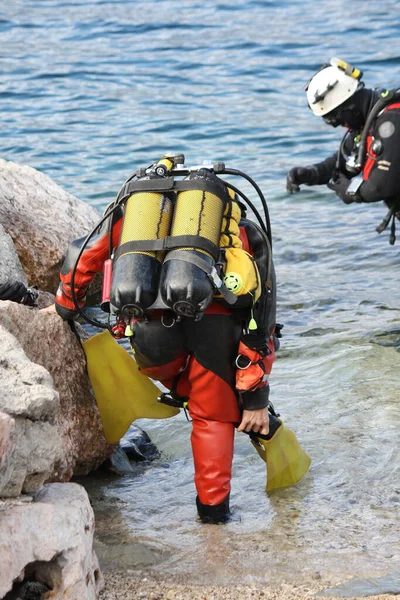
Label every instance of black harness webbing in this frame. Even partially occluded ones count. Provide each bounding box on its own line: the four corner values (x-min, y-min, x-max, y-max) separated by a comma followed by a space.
114, 235, 219, 261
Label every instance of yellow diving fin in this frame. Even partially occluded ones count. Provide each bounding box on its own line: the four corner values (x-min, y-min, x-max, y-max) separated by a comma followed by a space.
82, 330, 179, 444
251, 413, 311, 492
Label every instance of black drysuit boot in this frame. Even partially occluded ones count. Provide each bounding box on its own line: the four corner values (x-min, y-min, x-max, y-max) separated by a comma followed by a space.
196, 493, 231, 524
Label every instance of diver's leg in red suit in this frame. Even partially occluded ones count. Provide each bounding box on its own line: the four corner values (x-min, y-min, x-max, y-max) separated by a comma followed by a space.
191, 414, 235, 523
183, 313, 241, 523
185, 358, 238, 522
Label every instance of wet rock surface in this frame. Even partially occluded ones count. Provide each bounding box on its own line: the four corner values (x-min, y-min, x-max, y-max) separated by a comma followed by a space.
120, 424, 161, 462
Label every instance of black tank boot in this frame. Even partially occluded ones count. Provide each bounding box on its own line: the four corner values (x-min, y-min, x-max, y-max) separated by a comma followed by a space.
196, 493, 231, 524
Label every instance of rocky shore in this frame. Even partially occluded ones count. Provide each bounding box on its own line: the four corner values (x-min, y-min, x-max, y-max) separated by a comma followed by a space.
0, 158, 110, 598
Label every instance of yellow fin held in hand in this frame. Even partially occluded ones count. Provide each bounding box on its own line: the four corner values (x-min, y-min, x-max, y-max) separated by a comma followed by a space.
251, 418, 311, 492
82, 331, 179, 444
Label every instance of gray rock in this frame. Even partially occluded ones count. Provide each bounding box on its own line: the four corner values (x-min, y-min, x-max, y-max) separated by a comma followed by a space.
0, 324, 62, 497
0, 482, 103, 599
0, 329, 57, 422
0, 301, 113, 485
120, 424, 160, 461
108, 447, 134, 475
0, 158, 100, 292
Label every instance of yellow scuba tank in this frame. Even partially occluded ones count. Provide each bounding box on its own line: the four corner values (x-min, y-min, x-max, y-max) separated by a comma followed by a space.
110, 157, 175, 317
159, 168, 229, 319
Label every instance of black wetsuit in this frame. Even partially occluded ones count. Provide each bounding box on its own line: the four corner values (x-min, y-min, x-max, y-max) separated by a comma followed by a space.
312, 97, 400, 218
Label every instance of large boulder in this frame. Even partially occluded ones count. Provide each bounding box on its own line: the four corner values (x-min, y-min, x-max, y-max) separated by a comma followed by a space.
0, 324, 62, 497
0, 158, 100, 292
0, 301, 112, 484
0, 482, 103, 599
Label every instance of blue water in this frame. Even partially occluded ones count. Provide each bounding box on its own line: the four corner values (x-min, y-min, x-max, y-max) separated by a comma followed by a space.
1, 0, 399, 593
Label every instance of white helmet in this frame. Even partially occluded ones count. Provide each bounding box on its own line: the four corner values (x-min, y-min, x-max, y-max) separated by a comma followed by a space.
306, 58, 363, 116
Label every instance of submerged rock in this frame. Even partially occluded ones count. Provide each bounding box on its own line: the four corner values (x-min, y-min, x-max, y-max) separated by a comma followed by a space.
317, 571, 400, 597
120, 424, 161, 462
107, 447, 134, 475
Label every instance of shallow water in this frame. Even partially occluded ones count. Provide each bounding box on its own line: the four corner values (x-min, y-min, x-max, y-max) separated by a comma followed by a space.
1, 0, 399, 591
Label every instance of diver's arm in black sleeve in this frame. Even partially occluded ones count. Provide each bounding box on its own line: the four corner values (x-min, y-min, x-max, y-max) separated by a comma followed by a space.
311, 153, 338, 185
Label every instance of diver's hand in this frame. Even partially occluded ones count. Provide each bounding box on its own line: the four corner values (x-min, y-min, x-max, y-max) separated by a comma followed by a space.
237, 408, 269, 436
286, 166, 318, 193
327, 173, 355, 204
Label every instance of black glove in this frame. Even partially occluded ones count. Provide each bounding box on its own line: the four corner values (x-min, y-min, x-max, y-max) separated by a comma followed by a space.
327, 173, 357, 204
286, 166, 317, 194
0, 280, 38, 306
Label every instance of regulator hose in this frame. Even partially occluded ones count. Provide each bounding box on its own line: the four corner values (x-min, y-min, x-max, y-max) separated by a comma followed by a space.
222, 168, 272, 247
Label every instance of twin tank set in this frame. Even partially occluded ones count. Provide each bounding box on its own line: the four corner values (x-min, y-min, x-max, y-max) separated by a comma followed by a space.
108, 155, 232, 321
